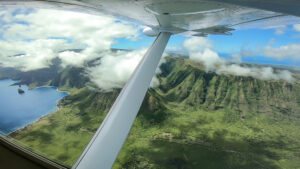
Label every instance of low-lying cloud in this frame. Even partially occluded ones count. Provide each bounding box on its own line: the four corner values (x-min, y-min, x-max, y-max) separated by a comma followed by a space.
0, 8, 138, 71
183, 37, 295, 83
87, 49, 146, 91
0, 8, 150, 91
262, 43, 300, 60
293, 24, 300, 32
239, 41, 300, 63
0, 39, 71, 71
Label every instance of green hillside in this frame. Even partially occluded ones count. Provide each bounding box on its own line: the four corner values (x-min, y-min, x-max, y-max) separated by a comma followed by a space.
159, 57, 300, 117
2, 55, 300, 169
114, 57, 300, 169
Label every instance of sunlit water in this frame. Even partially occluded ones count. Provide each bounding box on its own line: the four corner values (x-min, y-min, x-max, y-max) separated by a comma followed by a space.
0, 79, 68, 135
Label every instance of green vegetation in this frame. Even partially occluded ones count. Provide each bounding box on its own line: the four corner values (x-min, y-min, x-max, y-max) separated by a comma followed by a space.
114, 57, 300, 169
2, 56, 300, 168
10, 87, 119, 165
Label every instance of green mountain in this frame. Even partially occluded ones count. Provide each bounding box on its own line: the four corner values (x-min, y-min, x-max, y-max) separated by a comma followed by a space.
158, 57, 300, 118
114, 56, 300, 169
2, 55, 299, 169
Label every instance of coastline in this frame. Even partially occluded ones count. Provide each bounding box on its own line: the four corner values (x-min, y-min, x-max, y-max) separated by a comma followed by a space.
2, 78, 69, 94
30, 85, 70, 94
0, 79, 70, 136
7, 88, 69, 136
9, 105, 62, 137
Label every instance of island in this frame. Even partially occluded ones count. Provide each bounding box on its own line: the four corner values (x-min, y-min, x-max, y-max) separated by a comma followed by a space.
18, 88, 25, 94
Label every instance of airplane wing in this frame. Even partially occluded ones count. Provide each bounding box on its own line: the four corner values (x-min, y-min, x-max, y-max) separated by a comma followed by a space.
0, 1, 299, 169
1, 0, 300, 36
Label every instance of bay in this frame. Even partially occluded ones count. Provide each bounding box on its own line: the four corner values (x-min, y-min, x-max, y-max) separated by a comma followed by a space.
0, 79, 68, 135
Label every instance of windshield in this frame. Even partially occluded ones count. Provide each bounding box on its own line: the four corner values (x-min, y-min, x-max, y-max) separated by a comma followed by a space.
0, 7, 299, 169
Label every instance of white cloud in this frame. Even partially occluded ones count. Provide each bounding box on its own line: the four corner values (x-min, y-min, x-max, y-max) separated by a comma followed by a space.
263, 43, 300, 60
87, 49, 146, 91
183, 37, 225, 71
183, 37, 295, 83
274, 26, 286, 35
229, 54, 242, 64
293, 24, 300, 32
217, 65, 294, 82
239, 39, 300, 61
0, 8, 139, 70
183, 37, 212, 52
0, 39, 71, 71
0, 8, 151, 91
86, 49, 167, 91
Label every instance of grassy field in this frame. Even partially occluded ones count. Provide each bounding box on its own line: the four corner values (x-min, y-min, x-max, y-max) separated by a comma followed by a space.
114, 105, 300, 169
7, 56, 300, 168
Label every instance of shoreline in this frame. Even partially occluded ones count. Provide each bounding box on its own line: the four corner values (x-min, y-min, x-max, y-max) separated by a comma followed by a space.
1, 78, 70, 95
0, 79, 70, 136
30, 85, 70, 94
9, 106, 62, 137
8, 92, 69, 136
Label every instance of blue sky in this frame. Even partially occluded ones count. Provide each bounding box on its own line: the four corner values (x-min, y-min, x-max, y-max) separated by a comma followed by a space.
210, 25, 300, 53
112, 25, 300, 67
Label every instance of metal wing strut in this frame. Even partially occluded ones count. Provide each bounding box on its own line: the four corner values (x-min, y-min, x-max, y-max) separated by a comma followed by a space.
72, 32, 171, 169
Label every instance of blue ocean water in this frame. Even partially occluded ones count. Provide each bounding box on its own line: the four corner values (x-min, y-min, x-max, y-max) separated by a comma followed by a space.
0, 79, 68, 135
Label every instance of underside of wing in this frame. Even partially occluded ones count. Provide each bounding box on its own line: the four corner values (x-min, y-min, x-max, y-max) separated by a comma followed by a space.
0, 0, 300, 36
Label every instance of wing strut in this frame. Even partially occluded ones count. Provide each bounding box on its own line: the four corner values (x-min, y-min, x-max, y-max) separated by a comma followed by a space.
72, 32, 171, 169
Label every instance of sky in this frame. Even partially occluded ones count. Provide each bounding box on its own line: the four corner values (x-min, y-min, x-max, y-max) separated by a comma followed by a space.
113, 24, 300, 67
0, 8, 300, 91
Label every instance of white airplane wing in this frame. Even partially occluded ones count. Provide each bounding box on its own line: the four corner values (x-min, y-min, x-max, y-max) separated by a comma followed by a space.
1, 0, 300, 36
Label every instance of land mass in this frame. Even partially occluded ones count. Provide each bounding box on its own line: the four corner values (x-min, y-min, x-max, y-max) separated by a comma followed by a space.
1, 54, 300, 169
18, 88, 25, 94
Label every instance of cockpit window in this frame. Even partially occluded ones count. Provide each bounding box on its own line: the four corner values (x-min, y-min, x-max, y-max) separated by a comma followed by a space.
0, 7, 299, 169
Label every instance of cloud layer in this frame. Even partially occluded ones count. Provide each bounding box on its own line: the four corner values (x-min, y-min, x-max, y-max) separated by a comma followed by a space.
183, 37, 295, 83
262, 43, 300, 60
87, 49, 146, 91
0, 8, 152, 91
0, 8, 139, 70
